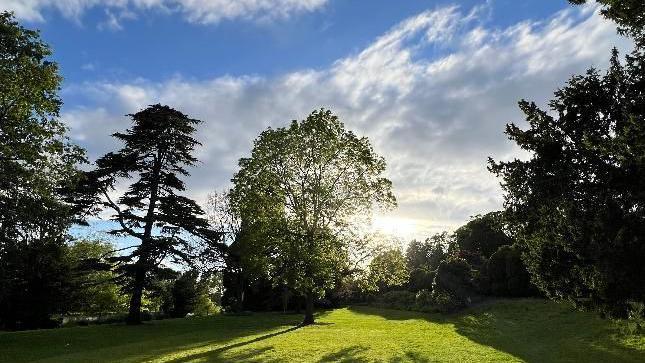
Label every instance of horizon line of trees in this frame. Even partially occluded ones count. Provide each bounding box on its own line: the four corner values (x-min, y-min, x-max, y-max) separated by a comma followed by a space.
1, 0, 644, 330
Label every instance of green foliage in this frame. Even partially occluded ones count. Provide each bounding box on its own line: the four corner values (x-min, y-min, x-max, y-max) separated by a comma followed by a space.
230, 108, 395, 324
489, 43, 645, 315
373, 290, 416, 310
365, 248, 409, 293
624, 302, 645, 335
0, 12, 85, 330
406, 233, 448, 292
66, 239, 128, 316
78, 104, 224, 324
452, 212, 512, 266
485, 245, 533, 297
432, 257, 476, 312
414, 289, 435, 312
569, 0, 645, 39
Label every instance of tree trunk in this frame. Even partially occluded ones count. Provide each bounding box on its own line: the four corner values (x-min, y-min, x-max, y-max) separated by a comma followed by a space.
126, 264, 145, 325
302, 291, 315, 325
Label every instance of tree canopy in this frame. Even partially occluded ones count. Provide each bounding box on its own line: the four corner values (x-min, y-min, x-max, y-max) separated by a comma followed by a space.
231, 108, 395, 324
489, 42, 645, 315
0, 11, 85, 330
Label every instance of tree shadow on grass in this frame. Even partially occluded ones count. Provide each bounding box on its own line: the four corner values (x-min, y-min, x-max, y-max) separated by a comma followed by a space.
318, 345, 369, 362
349, 299, 645, 363
0, 313, 305, 363
165, 325, 303, 363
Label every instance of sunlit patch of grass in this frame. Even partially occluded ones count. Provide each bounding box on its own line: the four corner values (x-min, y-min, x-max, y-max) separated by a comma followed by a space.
1, 299, 643, 362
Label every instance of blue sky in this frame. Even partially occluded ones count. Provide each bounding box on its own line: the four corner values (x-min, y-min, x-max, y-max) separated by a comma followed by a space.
20, 1, 564, 84
2, 0, 631, 240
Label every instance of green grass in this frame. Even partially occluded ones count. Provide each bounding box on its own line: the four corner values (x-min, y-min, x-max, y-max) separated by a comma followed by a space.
1, 299, 643, 362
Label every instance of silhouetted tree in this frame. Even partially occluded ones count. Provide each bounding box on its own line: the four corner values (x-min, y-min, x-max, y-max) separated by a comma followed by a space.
569, 0, 644, 39
452, 212, 512, 267
78, 105, 224, 324
485, 245, 533, 297
0, 12, 85, 329
489, 42, 645, 315
230, 109, 395, 325
406, 233, 449, 292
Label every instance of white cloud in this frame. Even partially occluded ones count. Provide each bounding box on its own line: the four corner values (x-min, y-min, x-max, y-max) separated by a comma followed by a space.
0, 0, 328, 26
62, 4, 631, 238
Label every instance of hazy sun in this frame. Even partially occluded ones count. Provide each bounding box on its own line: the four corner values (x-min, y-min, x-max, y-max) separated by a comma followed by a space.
371, 215, 419, 240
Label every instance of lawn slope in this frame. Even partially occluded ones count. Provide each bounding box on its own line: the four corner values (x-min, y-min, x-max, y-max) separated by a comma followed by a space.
1, 299, 643, 362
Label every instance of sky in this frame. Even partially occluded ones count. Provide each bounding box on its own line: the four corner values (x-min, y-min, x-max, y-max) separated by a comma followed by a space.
1, 0, 632, 241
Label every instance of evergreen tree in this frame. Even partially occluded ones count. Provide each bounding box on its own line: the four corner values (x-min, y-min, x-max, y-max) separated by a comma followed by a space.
489, 43, 645, 315
79, 104, 224, 324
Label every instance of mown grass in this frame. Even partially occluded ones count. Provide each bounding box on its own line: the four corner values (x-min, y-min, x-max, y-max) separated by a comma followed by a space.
1, 299, 643, 362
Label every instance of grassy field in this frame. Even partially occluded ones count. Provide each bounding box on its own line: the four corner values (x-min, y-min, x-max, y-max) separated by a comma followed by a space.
1, 299, 643, 362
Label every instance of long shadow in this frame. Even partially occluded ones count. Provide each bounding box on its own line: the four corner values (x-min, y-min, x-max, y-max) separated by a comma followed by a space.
167, 325, 302, 363
350, 299, 645, 363
318, 345, 369, 362
0, 313, 302, 363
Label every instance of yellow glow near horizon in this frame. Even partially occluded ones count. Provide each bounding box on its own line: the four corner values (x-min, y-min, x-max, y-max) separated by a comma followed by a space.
371, 215, 419, 240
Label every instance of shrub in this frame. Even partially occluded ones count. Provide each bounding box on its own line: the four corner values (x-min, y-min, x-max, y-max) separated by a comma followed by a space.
408, 268, 436, 292
373, 290, 416, 310
624, 301, 645, 335
432, 257, 476, 312
414, 289, 435, 312
486, 245, 533, 297
432, 290, 464, 313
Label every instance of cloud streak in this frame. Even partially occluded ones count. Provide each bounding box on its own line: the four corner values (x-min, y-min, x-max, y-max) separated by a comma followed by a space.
61, 4, 630, 238
0, 0, 328, 26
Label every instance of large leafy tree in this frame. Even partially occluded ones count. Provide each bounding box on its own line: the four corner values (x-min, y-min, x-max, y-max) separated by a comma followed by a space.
364, 248, 409, 293
489, 40, 645, 314
231, 109, 395, 324
79, 105, 224, 324
0, 12, 85, 329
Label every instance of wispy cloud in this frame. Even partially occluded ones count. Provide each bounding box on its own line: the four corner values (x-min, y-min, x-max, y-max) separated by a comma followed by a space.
0, 0, 328, 26
61, 4, 630, 237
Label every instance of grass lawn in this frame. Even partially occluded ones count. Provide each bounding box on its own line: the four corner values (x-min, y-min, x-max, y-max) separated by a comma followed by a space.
1, 299, 643, 362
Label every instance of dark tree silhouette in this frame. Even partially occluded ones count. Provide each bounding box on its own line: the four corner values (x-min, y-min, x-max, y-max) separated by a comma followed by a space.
0, 11, 85, 329
489, 42, 645, 315
79, 104, 224, 324
452, 212, 512, 267
569, 0, 644, 39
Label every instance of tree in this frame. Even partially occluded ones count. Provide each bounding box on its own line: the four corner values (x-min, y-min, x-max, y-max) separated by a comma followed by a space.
365, 248, 409, 293
66, 239, 128, 317
432, 257, 475, 312
489, 42, 645, 315
452, 212, 512, 267
485, 245, 533, 297
0, 12, 85, 329
231, 108, 395, 324
569, 0, 644, 39
78, 104, 224, 324
406, 233, 449, 292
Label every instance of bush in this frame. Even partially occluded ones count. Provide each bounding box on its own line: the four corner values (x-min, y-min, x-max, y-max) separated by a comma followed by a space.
408, 269, 436, 292
486, 245, 533, 297
373, 291, 416, 310
624, 301, 645, 335
414, 289, 435, 312
432, 290, 464, 313
431, 257, 476, 312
